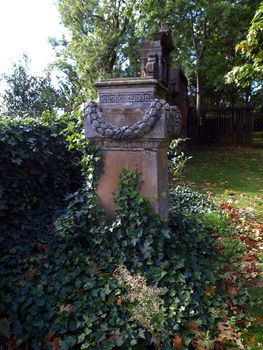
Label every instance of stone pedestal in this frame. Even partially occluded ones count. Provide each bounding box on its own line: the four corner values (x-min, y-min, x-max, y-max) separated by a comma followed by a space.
94, 78, 168, 127
84, 25, 185, 220
84, 78, 181, 220
95, 139, 169, 219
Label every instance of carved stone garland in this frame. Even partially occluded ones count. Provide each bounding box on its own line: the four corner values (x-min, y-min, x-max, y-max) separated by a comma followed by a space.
84, 98, 182, 139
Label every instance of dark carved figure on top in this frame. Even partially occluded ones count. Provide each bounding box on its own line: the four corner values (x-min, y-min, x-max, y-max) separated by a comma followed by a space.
140, 23, 174, 87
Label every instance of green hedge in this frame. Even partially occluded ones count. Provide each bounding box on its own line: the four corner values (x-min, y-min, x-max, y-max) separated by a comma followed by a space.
0, 117, 241, 349
0, 115, 83, 254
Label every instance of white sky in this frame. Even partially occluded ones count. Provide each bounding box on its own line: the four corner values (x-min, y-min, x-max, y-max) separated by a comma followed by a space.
0, 0, 66, 77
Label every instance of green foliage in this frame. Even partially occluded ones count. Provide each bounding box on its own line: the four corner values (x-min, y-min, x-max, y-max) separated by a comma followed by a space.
0, 115, 83, 255
226, 2, 263, 88
48, 0, 260, 108
169, 185, 214, 215
61, 109, 102, 187
52, 0, 139, 102
0, 116, 245, 348
51, 0, 260, 109
138, 0, 260, 104
1, 160, 235, 349
168, 139, 192, 181
242, 285, 263, 348
0, 56, 65, 118
0, 112, 101, 257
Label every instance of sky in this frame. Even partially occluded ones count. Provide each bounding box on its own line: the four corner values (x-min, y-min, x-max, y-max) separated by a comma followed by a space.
0, 0, 66, 78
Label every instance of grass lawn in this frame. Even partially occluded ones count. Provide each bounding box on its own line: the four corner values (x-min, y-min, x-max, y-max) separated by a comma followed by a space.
179, 141, 263, 349
253, 131, 263, 146
181, 145, 263, 223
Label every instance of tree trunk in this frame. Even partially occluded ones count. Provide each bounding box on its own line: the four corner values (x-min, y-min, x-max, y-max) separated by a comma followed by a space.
194, 70, 202, 143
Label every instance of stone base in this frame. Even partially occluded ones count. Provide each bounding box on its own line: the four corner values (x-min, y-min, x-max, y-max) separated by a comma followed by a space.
96, 139, 170, 221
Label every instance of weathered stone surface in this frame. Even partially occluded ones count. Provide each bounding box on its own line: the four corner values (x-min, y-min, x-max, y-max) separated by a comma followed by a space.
168, 68, 190, 138
84, 95, 181, 142
95, 139, 169, 219
140, 23, 174, 87
84, 93, 181, 220
84, 25, 187, 220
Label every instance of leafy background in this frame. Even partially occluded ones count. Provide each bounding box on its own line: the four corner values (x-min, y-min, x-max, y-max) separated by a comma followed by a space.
0, 115, 248, 349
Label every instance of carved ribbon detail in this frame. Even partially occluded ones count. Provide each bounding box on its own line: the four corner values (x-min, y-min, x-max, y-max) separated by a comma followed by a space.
84, 98, 181, 139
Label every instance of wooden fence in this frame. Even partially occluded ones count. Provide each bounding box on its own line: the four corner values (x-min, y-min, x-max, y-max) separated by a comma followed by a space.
198, 105, 254, 144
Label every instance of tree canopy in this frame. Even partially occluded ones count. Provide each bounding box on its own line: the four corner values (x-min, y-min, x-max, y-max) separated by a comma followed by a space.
225, 2, 263, 89
137, 0, 260, 104
2, 1, 260, 118
52, 0, 139, 102
0, 56, 65, 118
52, 0, 260, 108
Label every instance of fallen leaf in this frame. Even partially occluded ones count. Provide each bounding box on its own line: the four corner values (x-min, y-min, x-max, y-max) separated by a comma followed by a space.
191, 339, 215, 350
52, 337, 61, 350
25, 267, 36, 280
45, 330, 55, 344
217, 322, 237, 344
37, 243, 50, 254
186, 321, 199, 330
205, 286, 216, 297
253, 316, 263, 324
59, 304, 75, 313
17, 280, 25, 287
115, 296, 122, 305
204, 182, 215, 189
172, 335, 183, 348
227, 286, 239, 295
7, 339, 17, 350
214, 340, 225, 350
245, 335, 257, 346
237, 319, 246, 326
107, 329, 122, 341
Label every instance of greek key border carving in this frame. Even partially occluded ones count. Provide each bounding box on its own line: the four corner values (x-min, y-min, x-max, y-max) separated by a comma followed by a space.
100, 92, 154, 104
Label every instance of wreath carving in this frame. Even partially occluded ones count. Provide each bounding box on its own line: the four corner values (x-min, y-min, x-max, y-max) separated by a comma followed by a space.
84, 98, 181, 139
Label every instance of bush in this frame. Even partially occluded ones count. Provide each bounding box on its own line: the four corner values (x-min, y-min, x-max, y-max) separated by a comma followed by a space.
0, 117, 239, 349
0, 164, 231, 349
0, 115, 85, 255
170, 185, 214, 215
168, 139, 191, 181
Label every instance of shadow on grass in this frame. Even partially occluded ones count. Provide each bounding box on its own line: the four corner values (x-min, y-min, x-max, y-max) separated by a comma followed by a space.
181, 144, 263, 222
178, 141, 263, 349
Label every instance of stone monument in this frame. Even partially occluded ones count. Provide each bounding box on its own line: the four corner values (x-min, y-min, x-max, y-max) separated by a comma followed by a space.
84, 24, 186, 220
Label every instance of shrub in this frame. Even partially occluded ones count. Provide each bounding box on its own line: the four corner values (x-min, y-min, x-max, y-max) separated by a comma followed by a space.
0, 115, 84, 254
0, 166, 230, 349
168, 139, 191, 181
0, 116, 240, 349
170, 185, 214, 215
0, 112, 101, 254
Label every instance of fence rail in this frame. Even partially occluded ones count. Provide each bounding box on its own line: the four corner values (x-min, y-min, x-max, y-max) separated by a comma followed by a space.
198, 105, 253, 144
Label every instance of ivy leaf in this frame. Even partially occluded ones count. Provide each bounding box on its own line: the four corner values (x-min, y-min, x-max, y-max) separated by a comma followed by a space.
0, 319, 10, 338
60, 336, 77, 350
